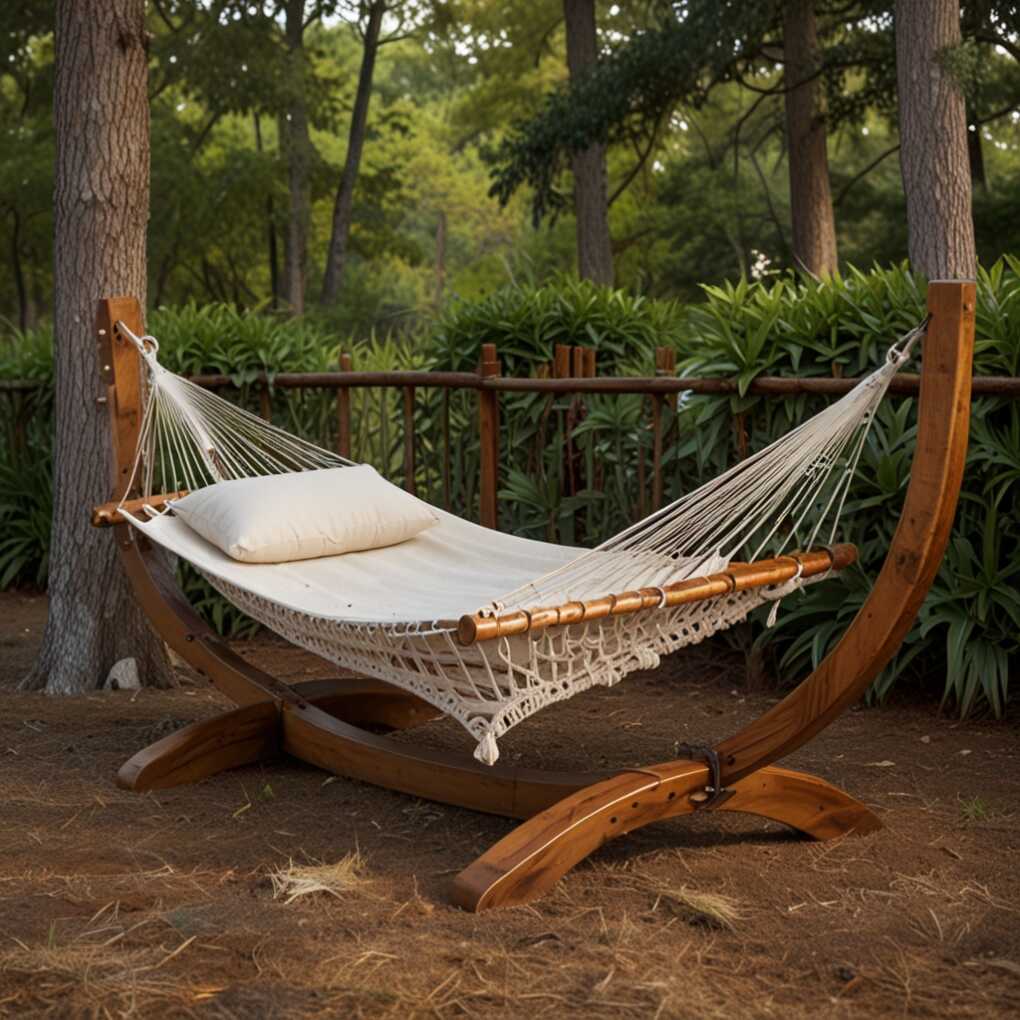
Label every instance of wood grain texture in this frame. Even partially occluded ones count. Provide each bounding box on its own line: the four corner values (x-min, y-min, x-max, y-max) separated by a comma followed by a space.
452, 763, 881, 912
117, 701, 281, 791
92, 490, 189, 527
715, 281, 975, 784
458, 545, 857, 645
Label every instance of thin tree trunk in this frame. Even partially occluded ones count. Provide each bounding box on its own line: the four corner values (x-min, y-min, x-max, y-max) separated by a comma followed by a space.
320, 0, 385, 306
896, 0, 976, 278
253, 112, 280, 307
24, 0, 170, 694
281, 0, 311, 314
782, 0, 838, 276
564, 0, 613, 286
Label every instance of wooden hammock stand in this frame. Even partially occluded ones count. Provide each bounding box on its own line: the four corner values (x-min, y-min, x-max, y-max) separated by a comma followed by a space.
91, 280, 974, 911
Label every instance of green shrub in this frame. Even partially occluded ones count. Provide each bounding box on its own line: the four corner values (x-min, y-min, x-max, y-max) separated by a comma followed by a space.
424, 274, 683, 376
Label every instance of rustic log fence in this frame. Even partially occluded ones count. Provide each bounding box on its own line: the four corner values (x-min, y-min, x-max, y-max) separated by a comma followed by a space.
2, 350, 1019, 531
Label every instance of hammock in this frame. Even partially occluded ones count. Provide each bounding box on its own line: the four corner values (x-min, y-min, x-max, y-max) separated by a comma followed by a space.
111, 321, 924, 765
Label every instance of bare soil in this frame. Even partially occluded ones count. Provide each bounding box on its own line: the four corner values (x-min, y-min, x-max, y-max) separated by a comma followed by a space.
0, 589, 1017, 1019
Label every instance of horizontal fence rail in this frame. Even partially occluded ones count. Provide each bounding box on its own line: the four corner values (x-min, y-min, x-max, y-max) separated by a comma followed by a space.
3, 347, 1019, 534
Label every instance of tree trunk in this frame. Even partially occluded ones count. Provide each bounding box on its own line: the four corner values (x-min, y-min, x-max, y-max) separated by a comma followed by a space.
281, 0, 311, 314
320, 0, 385, 307
782, 0, 838, 277
896, 0, 976, 279
23, 0, 171, 695
563, 0, 613, 286
253, 112, 280, 307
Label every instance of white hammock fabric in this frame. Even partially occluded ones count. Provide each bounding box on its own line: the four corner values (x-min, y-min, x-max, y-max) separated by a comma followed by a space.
117, 323, 924, 763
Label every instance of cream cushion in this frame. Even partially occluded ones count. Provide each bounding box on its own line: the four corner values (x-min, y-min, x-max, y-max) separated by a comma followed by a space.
169, 466, 439, 564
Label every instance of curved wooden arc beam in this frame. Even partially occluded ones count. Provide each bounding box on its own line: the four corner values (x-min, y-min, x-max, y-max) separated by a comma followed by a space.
451, 763, 881, 912
715, 281, 975, 784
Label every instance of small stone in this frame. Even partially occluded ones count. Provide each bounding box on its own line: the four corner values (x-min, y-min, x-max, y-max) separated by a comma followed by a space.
920, 735, 931, 744
960, 749, 972, 756
105, 658, 140, 690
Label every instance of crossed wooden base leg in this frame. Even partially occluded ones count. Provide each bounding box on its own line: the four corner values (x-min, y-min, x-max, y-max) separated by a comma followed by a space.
451, 761, 881, 911
117, 683, 880, 913
116, 677, 440, 791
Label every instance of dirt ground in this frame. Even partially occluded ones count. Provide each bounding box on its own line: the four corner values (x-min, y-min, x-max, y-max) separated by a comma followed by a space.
0, 589, 1017, 1019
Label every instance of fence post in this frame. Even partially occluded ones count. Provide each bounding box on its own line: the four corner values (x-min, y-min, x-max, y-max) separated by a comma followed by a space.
478, 343, 500, 529
337, 351, 352, 459
403, 386, 416, 495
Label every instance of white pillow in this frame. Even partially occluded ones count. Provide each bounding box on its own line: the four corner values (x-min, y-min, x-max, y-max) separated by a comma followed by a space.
169, 466, 439, 564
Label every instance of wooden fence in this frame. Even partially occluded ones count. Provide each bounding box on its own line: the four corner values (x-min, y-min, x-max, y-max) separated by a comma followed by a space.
2, 344, 1019, 529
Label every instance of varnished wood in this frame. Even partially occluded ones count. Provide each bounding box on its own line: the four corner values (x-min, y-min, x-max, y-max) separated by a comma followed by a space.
457, 544, 857, 646
92, 490, 188, 527
97, 298, 147, 496
117, 701, 281, 791
452, 762, 881, 911
115, 677, 441, 792
714, 281, 975, 785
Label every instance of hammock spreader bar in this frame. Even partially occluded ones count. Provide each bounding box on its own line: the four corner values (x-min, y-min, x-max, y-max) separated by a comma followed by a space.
456, 543, 857, 645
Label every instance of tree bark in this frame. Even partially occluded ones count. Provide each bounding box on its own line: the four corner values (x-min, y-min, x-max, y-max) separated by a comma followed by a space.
281, 0, 311, 314
782, 0, 838, 277
23, 0, 171, 694
896, 0, 976, 279
320, 0, 386, 306
563, 0, 613, 286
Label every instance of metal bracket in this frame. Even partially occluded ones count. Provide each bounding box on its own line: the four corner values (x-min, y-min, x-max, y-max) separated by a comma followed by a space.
676, 742, 735, 810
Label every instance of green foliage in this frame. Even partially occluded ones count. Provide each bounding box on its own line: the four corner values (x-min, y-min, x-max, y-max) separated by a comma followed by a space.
0, 444, 51, 588
424, 275, 682, 375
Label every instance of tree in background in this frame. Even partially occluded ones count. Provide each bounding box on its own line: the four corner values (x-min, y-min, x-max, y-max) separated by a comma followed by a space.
896, 0, 976, 278
24, 0, 171, 694
783, 0, 837, 274
321, 1, 426, 306
564, 0, 613, 284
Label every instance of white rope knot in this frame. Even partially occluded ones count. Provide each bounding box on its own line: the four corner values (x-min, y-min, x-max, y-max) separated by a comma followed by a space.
762, 561, 805, 628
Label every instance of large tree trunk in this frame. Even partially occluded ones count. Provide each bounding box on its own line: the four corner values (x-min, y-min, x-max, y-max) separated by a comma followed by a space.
782, 0, 838, 277
563, 0, 613, 286
320, 0, 385, 307
896, 0, 976, 278
23, 0, 170, 694
281, 0, 311, 314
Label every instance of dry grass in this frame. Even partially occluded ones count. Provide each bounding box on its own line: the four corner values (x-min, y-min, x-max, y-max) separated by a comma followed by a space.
269, 852, 369, 904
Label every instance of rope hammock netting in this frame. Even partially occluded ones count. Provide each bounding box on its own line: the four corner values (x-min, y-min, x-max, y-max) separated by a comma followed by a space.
114, 320, 926, 764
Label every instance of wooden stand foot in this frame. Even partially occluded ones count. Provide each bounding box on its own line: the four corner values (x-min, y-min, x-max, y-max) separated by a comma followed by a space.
117, 678, 440, 792
452, 762, 881, 912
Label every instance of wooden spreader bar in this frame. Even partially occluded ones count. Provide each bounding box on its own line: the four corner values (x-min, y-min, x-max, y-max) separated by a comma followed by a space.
456, 543, 857, 646
92, 491, 189, 528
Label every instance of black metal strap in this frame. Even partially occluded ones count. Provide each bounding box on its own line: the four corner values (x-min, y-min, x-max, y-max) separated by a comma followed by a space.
676, 742, 733, 809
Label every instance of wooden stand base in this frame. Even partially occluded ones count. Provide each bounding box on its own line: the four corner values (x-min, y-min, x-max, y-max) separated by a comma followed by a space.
117, 684, 880, 911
